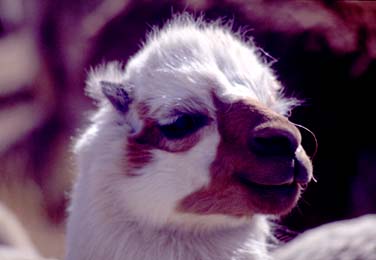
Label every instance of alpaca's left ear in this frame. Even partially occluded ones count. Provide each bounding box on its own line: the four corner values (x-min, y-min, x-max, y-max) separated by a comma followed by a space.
100, 81, 132, 113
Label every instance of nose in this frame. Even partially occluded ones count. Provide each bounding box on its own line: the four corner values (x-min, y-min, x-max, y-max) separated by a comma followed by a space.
249, 123, 300, 157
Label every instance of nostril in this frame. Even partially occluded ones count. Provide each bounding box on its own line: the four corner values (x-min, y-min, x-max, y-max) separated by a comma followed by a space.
250, 128, 299, 157
252, 136, 293, 155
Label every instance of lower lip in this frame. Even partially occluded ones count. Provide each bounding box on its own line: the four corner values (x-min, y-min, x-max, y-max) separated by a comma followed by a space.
236, 175, 300, 196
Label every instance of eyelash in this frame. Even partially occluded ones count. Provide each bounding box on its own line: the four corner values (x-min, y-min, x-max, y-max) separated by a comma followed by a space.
158, 114, 208, 140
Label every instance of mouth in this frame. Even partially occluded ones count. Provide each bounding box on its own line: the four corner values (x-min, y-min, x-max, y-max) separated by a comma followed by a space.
236, 173, 300, 194
234, 172, 303, 215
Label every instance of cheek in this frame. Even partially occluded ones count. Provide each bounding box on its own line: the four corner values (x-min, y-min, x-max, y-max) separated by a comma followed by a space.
119, 130, 221, 227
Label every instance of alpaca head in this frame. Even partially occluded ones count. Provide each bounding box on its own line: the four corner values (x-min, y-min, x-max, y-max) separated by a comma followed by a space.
74, 16, 313, 232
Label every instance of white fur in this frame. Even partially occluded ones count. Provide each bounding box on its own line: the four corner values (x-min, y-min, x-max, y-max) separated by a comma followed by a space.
126, 19, 295, 116
66, 15, 299, 260
273, 215, 376, 260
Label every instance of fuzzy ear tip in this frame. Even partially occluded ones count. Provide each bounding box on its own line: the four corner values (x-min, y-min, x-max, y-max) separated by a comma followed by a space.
99, 80, 116, 94
100, 81, 131, 113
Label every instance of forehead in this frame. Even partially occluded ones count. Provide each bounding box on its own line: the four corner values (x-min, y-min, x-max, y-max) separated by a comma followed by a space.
125, 22, 280, 116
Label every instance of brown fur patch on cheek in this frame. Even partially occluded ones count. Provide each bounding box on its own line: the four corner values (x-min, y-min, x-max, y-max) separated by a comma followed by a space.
126, 139, 154, 175
125, 105, 156, 175
177, 142, 257, 217
178, 178, 255, 217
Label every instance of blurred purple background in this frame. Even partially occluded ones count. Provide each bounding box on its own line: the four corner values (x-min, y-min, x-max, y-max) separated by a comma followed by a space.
0, 0, 375, 258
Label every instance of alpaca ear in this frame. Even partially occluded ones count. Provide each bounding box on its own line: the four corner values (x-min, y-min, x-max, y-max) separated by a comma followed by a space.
100, 81, 132, 113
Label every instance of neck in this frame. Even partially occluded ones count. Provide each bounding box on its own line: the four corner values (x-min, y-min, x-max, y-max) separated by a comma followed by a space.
67, 211, 271, 260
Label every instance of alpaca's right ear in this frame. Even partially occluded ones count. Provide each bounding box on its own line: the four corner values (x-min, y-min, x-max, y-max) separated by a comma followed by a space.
85, 62, 133, 113
100, 81, 131, 113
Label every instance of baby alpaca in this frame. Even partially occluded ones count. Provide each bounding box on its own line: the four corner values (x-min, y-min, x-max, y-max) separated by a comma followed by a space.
66, 16, 313, 260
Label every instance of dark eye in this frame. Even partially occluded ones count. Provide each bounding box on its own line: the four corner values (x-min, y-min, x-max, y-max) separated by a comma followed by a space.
159, 114, 208, 139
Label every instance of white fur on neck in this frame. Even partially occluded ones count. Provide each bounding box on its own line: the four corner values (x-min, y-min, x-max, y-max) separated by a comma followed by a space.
67, 195, 270, 260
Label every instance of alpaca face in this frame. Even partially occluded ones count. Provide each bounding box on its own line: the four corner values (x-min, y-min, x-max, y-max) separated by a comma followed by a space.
78, 18, 313, 230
